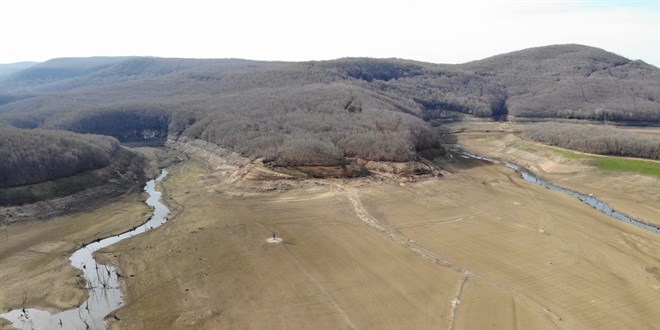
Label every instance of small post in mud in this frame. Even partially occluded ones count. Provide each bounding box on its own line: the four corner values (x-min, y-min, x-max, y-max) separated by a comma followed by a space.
21, 290, 28, 317
267, 231, 282, 243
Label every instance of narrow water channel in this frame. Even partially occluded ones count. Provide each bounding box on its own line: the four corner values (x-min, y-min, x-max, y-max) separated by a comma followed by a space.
455, 146, 660, 234
1, 169, 170, 330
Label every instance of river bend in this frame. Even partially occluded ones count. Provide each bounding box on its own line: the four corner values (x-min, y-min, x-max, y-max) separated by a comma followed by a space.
1, 169, 170, 330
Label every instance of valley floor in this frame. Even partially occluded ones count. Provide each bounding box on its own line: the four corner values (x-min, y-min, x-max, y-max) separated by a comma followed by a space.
106, 156, 659, 329
1, 135, 659, 329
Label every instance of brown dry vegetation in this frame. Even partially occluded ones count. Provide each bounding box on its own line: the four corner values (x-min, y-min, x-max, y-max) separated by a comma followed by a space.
1, 44, 658, 172
524, 122, 660, 160
460, 44, 660, 121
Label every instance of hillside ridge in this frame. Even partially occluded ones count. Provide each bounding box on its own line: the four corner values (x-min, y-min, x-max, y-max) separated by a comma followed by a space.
1, 44, 658, 178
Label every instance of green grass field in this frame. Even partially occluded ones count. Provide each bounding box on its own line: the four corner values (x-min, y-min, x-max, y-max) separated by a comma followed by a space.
544, 146, 660, 177
592, 157, 660, 178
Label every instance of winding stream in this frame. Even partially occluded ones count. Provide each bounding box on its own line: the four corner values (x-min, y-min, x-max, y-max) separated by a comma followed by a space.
455, 146, 659, 234
1, 169, 170, 330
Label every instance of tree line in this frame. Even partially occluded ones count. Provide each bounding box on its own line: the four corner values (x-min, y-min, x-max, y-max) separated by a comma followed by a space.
523, 122, 660, 160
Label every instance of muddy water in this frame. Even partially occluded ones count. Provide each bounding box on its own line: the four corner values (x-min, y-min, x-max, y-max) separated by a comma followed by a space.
455, 146, 660, 233
1, 169, 170, 330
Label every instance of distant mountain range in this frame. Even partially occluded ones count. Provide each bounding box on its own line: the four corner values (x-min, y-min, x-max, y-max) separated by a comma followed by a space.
0, 61, 39, 81
0, 44, 658, 171
2, 44, 657, 121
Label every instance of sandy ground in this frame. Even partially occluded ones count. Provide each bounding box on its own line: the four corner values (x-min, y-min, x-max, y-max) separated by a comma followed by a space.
100, 161, 461, 329
453, 121, 660, 228
95, 155, 658, 329
2, 138, 658, 329
359, 161, 659, 329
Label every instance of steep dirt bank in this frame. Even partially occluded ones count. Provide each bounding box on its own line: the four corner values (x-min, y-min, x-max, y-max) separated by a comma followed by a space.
166, 135, 441, 191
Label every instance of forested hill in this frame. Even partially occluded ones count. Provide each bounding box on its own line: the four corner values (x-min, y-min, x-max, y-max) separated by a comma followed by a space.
0, 44, 658, 170
0, 127, 120, 187
0, 61, 38, 81
459, 44, 660, 121
0, 57, 275, 95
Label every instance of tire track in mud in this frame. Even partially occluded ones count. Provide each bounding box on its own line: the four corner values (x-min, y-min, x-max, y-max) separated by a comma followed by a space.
344, 247, 393, 330
448, 272, 469, 330
280, 243, 358, 330
343, 187, 458, 271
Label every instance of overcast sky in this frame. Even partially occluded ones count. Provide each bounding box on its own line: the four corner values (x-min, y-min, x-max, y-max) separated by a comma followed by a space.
1, 0, 658, 66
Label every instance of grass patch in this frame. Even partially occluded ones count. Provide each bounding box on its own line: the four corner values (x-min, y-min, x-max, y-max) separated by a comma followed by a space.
592, 157, 660, 178
544, 146, 660, 177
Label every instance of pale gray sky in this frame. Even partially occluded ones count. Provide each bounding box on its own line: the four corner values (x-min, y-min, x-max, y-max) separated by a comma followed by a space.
1, 0, 658, 66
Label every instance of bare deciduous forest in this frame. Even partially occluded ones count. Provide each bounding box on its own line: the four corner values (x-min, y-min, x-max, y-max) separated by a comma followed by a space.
460, 45, 660, 122
523, 123, 660, 160
0, 44, 658, 183
0, 127, 120, 186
